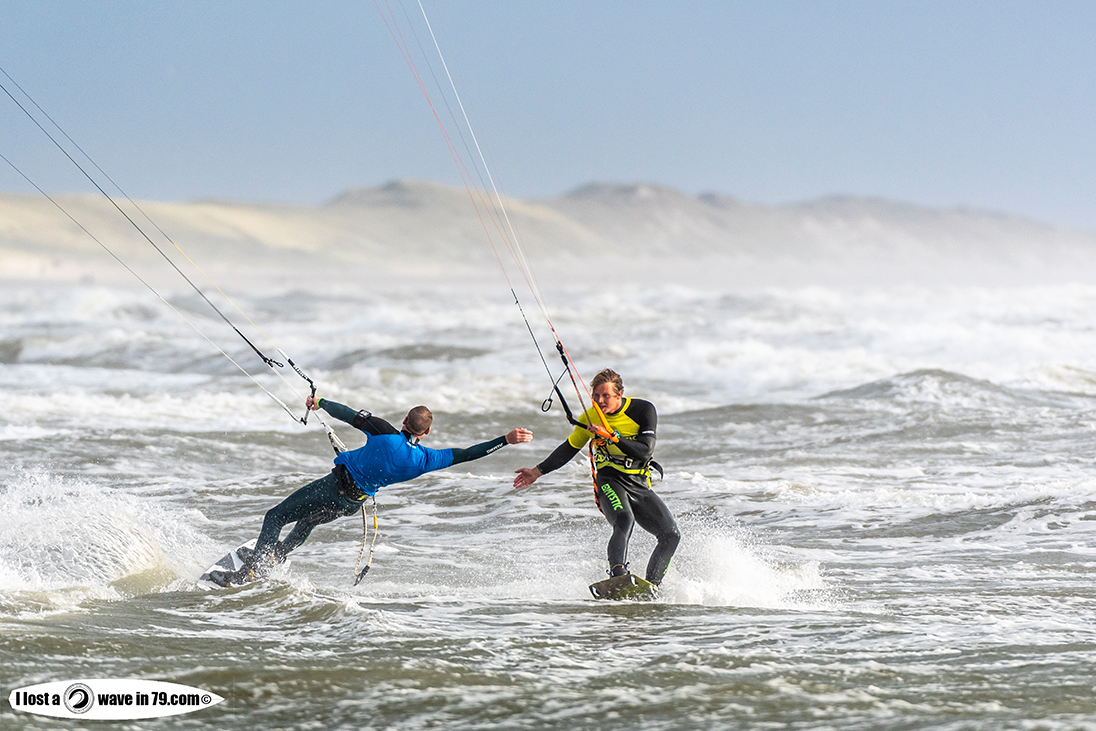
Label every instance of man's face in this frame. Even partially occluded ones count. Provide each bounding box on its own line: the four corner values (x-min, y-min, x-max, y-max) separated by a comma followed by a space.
592, 382, 623, 415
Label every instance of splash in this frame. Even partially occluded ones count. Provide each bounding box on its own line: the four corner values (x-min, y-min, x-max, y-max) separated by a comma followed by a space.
0, 467, 207, 612
662, 514, 837, 609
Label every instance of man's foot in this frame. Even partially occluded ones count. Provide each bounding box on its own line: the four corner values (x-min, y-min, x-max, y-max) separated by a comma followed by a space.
237, 544, 287, 568
206, 570, 231, 588
207, 567, 254, 588
609, 563, 629, 578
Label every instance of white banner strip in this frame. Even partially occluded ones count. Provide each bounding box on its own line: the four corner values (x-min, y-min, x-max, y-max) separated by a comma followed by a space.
9, 679, 224, 720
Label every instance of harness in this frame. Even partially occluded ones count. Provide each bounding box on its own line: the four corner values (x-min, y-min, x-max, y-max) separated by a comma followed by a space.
595, 449, 665, 481
334, 464, 367, 501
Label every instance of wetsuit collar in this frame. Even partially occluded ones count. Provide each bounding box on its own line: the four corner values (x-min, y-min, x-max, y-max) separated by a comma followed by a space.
602, 396, 628, 417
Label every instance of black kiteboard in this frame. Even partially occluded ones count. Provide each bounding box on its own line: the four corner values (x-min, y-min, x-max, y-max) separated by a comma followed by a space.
589, 573, 658, 600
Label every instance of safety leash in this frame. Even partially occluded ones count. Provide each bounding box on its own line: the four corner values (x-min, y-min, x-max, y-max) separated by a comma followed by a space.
353, 495, 379, 586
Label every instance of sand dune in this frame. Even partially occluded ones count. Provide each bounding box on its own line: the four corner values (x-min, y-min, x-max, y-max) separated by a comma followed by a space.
2, 179, 1094, 287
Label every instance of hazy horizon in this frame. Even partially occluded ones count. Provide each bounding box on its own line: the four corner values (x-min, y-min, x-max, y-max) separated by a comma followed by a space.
3, 175, 1089, 230
4, 176, 1095, 291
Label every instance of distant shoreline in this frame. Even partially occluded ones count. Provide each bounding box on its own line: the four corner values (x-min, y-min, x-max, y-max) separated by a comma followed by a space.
3, 179, 1095, 287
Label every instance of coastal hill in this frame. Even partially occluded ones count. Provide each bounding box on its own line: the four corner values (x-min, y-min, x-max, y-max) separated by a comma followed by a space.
1, 179, 1093, 287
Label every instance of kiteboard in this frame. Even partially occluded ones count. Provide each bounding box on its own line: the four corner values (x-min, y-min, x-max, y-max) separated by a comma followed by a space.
589, 573, 657, 600
197, 540, 288, 589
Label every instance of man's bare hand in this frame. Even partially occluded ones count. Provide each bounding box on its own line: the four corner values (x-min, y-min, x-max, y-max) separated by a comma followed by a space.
506, 428, 533, 445
513, 466, 542, 489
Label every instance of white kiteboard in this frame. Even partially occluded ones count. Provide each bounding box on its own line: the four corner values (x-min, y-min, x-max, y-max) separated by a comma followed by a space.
197, 539, 289, 589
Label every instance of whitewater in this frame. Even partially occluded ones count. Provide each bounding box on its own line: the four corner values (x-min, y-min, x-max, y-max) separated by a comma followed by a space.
3, 272, 1096, 730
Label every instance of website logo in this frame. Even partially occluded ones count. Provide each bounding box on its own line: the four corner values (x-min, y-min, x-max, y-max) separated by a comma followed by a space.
63, 683, 94, 715
9, 679, 224, 720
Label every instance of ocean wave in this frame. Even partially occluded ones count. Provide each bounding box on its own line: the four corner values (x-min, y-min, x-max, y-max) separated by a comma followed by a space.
815, 368, 1077, 408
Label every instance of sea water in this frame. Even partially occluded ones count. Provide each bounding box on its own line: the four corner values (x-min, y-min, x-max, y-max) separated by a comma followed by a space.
2, 277, 1096, 730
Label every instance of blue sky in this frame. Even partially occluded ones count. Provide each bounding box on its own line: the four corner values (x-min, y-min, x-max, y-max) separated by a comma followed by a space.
2, 1, 1095, 229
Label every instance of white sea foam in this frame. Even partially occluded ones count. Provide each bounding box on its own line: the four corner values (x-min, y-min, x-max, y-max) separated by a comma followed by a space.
4, 273, 1096, 730
0, 467, 215, 604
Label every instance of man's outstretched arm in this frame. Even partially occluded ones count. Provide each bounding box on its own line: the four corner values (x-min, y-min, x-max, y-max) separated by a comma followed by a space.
512, 438, 582, 488
450, 428, 532, 465
307, 396, 398, 436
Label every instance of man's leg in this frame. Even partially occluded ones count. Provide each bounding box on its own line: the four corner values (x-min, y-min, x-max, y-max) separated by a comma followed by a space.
210, 472, 362, 586
596, 478, 636, 577
279, 502, 355, 554
250, 472, 342, 565
630, 488, 681, 585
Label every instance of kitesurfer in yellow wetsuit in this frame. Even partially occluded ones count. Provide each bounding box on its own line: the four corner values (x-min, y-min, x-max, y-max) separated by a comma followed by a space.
513, 369, 680, 585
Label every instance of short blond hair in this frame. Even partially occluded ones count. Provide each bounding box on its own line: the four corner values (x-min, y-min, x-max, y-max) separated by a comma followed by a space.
405, 405, 433, 436
590, 368, 623, 395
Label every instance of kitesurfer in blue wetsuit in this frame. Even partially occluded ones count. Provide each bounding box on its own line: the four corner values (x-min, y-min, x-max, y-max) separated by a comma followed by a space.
208, 396, 532, 587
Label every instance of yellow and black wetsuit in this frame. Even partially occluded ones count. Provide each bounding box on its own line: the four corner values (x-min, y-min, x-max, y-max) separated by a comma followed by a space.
537, 397, 680, 584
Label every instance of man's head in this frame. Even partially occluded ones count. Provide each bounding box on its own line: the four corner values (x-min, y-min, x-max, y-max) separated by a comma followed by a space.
590, 368, 624, 414
403, 405, 433, 438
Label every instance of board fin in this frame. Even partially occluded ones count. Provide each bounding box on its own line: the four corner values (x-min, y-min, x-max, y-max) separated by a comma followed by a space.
589, 573, 658, 600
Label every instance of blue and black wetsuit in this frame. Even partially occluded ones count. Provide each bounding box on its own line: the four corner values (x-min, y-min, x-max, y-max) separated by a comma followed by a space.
220, 398, 510, 583
536, 397, 680, 585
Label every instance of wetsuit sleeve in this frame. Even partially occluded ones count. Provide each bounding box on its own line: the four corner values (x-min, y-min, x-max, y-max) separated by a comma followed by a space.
566, 419, 593, 449
536, 439, 582, 474
318, 399, 398, 436
450, 436, 508, 465
614, 399, 657, 462
615, 433, 655, 462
